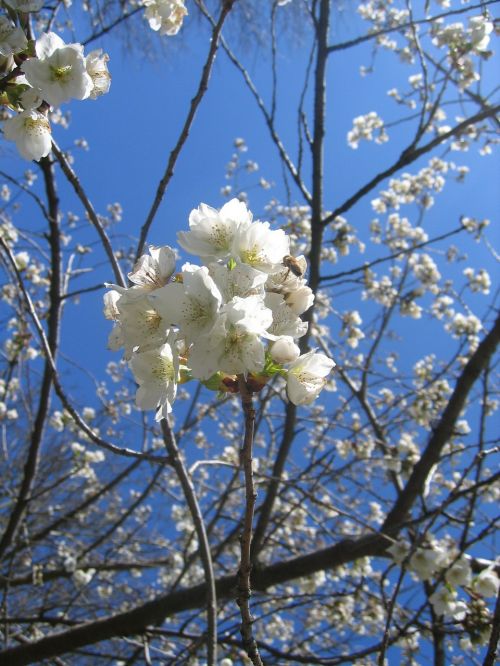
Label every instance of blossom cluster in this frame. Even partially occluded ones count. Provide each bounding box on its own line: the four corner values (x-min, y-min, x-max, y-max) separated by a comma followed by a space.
1, 0, 186, 162
105, 199, 334, 420
431, 14, 494, 89
388, 537, 499, 643
1, 0, 111, 162
142, 0, 187, 36
347, 111, 388, 149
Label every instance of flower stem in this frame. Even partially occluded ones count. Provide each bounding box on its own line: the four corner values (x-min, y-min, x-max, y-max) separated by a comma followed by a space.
237, 376, 265, 666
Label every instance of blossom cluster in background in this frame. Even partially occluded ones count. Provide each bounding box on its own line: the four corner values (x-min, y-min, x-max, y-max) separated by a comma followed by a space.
105, 199, 334, 420
388, 538, 500, 646
1, 0, 187, 161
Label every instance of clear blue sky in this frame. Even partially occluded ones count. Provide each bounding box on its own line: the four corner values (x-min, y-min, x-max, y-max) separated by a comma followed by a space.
2, 2, 498, 403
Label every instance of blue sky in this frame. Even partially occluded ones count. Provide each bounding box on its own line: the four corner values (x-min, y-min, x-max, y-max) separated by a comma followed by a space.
2, 2, 498, 405
0, 5, 498, 662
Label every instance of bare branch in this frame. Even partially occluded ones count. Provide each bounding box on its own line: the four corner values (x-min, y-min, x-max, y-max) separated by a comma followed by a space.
135, 0, 236, 261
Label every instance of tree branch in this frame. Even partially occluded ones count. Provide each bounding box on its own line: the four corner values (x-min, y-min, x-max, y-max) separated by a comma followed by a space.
135, 0, 235, 261
321, 105, 500, 227
160, 419, 218, 666
0, 156, 62, 560
237, 377, 264, 665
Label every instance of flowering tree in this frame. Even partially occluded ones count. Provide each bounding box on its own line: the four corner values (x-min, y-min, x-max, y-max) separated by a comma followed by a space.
0, 1, 499, 665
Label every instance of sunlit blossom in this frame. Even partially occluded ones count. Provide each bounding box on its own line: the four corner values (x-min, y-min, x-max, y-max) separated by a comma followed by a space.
286, 352, 335, 405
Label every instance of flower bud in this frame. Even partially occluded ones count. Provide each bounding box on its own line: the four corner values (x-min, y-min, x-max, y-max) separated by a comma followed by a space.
285, 285, 314, 315
270, 336, 300, 364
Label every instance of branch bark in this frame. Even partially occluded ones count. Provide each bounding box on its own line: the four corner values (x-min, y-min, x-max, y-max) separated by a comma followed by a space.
321, 105, 500, 227
160, 419, 218, 666
2, 311, 497, 664
237, 377, 264, 665
0, 157, 62, 560
135, 0, 235, 261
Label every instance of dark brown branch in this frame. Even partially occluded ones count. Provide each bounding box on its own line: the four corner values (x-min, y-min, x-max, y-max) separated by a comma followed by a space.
326, 1, 500, 54
0, 156, 62, 560
322, 105, 500, 227
51, 142, 126, 287
0, 532, 386, 665
0, 557, 172, 590
2, 313, 498, 664
383, 312, 500, 532
237, 377, 264, 665
305, 0, 330, 298
483, 586, 500, 666
251, 0, 331, 563
425, 582, 446, 666
160, 419, 218, 666
135, 0, 235, 261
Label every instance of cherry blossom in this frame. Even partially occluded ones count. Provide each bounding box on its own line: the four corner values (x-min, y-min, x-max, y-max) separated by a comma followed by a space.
178, 198, 252, 261
286, 352, 335, 405
3, 110, 52, 161
0, 16, 27, 56
130, 341, 178, 420
142, 0, 188, 36
22, 32, 93, 107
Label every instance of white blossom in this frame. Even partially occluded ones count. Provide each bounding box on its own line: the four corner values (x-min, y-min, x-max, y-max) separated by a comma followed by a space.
286, 352, 335, 405
223, 295, 273, 337
150, 266, 222, 344
72, 569, 95, 587
0, 17, 28, 56
429, 587, 466, 620
232, 220, 290, 274
128, 245, 176, 292
130, 341, 178, 420
409, 545, 447, 581
189, 296, 272, 379
463, 267, 491, 294
22, 32, 93, 107
3, 110, 52, 161
143, 0, 188, 36
474, 568, 500, 597
270, 336, 300, 364
347, 112, 388, 149
178, 198, 252, 261
85, 49, 111, 99
210, 262, 267, 301
284, 285, 314, 315
265, 292, 308, 339
468, 15, 493, 52
445, 558, 472, 587
387, 540, 410, 565
115, 292, 169, 358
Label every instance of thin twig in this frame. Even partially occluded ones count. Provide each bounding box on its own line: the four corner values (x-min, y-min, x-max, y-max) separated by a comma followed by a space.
321, 104, 500, 227
51, 141, 126, 287
237, 377, 264, 666
0, 156, 62, 560
135, 0, 235, 261
82, 6, 143, 46
161, 419, 218, 666
320, 225, 464, 283
0, 237, 167, 464
326, 1, 500, 54
198, 0, 312, 205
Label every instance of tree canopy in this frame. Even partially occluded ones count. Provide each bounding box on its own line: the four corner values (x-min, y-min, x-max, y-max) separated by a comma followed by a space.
0, 1, 499, 664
